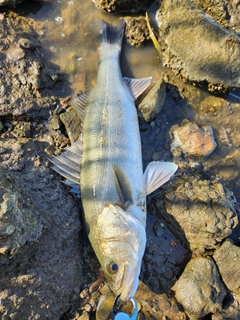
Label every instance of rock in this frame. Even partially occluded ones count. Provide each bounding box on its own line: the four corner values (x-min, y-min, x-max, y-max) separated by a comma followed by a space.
0, 169, 43, 264
199, 0, 240, 33
81, 279, 186, 320
124, 16, 150, 47
172, 257, 227, 319
138, 78, 166, 121
60, 107, 82, 144
212, 292, 240, 320
170, 121, 217, 158
0, 0, 22, 7
156, 0, 240, 93
214, 239, 240, 293
92, 0, 154, 13
163, 67, 226, 113
154, 175, 238, 253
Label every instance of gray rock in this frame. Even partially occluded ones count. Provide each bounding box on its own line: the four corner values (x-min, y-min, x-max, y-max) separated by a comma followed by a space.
172, 257, 227, 319
138, 78, 166, 122
155, 175, 238, 253
156, 0, 240, 92
0, 169, 43, 264
214, 239, 240, 293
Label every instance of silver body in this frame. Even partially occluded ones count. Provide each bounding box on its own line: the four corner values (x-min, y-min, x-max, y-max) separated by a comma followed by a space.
80, 27, 146, 301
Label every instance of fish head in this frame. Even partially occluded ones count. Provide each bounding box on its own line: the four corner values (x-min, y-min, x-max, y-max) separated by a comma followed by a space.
94, 204, 146, 302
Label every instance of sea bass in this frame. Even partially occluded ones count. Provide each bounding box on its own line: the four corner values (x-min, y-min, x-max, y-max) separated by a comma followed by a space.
50, 20, 177, 302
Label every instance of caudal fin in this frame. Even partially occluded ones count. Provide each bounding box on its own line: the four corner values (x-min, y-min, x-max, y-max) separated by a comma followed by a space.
102, 19, 125, 47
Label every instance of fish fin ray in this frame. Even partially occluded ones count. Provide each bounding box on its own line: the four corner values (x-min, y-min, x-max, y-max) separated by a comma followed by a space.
123, 77, 152, 100
71, 92, 88, 119
49, 136, 82, 187
144, 161, 178, 195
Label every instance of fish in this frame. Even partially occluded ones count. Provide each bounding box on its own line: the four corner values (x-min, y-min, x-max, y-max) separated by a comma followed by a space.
50, 20, 177, 302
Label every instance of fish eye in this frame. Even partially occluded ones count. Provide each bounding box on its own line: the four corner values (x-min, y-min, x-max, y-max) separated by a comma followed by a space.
106, 261, 118, 274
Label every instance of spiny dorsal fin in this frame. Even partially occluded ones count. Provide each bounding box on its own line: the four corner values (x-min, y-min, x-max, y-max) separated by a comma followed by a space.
71, 92, 88, 119
144, 161, 178, 195
123, 77, 152, 100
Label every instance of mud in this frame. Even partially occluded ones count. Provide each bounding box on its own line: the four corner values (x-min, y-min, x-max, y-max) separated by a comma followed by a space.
0, 11, 82, 319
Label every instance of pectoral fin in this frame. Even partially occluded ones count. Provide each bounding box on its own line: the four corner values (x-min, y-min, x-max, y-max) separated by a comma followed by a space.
144, 161, 178, 195
123, 77, 152, 100
112, 165, 133, 209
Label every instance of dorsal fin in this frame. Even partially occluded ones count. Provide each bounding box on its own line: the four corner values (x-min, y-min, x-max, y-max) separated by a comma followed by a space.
123, 77, 152, 100
144, 161, 178, 195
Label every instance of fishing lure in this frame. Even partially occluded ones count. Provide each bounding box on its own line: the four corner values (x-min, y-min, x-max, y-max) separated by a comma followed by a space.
112, 296, 138, 320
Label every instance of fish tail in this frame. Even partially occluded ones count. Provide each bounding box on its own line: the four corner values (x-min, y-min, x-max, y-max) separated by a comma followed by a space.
102, 19, 125, 47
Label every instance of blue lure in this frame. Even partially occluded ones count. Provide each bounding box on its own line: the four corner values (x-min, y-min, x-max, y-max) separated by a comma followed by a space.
112, 296, 138, 320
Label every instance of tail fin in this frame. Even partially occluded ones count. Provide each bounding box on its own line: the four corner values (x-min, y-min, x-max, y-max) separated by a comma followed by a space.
102, 19, 125, 47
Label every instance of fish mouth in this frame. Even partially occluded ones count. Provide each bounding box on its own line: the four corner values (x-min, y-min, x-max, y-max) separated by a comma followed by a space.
117, 263, 138, 302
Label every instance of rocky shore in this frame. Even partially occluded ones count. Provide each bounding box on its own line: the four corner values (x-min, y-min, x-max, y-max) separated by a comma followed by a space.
0, 1, 240, 319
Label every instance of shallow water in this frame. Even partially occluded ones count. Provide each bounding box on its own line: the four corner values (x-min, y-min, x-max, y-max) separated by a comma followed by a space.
14, 0, 240, 295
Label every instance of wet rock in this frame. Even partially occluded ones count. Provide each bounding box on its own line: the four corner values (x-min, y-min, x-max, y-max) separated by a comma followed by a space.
214, 239, 240, 293
124, 16, 150, 48
79, 279, 186, 319
138, 78, 166, 121
92, 0, 154, 13
172, 256, 227, 319
163, 67, 226, 113
156, 0, 240, 93
170, 121, 217, 158
199, 0, 240, 33
60, 107, 82, 144
154, 175, 238, 253
0, 169, 43, 264
212, 292, 240, 320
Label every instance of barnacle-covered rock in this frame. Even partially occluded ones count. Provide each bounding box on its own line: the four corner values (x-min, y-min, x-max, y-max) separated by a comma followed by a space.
156, 0, 240, 93
214, 239, 240, 293
154, 175, 238, 253
124, 16, 150, 48
92, 0, 154, 13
